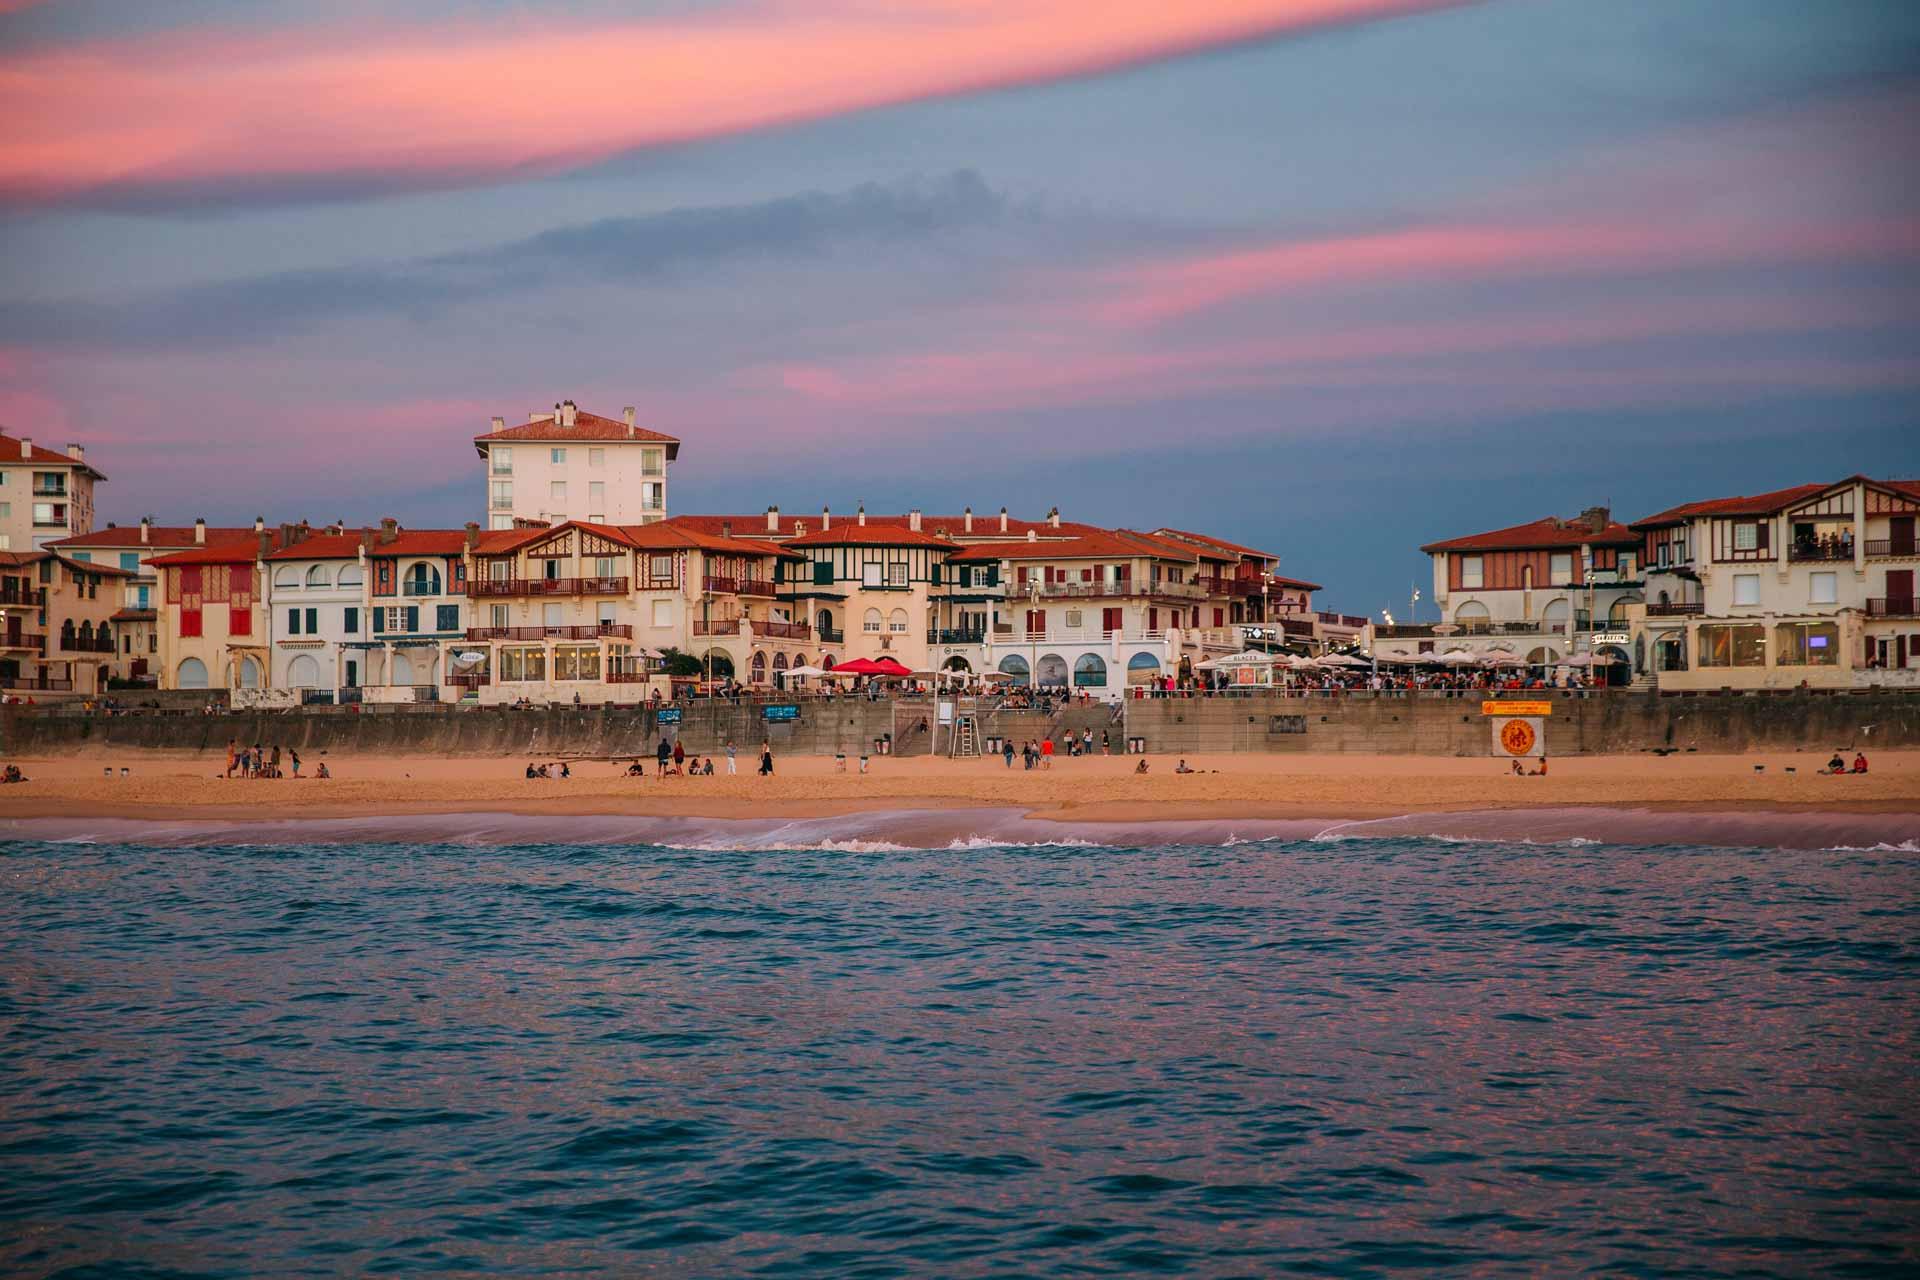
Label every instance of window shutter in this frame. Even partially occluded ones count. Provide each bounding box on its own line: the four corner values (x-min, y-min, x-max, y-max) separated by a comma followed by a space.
306, 608, 317, 634
406, 606, 419, 632
373, 609, 385, 634
1757, 521, 1770, 551
287, 608, 300, 635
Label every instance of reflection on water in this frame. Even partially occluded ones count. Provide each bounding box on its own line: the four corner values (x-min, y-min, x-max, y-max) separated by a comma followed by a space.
2, 838, 1916, 1277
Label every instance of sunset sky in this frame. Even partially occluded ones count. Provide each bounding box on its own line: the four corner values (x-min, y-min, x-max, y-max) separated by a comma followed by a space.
2, 0, 1916, 612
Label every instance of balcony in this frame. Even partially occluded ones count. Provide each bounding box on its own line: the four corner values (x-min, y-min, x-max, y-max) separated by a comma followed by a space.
464, 623, 633, 642
0, 675, 71, 691
402, 581, 445, 596
0, 586, 45, 608
1316, 611, 1368, 628
702, 574, 776, 596
1867, 597, 1920, 618
0, 631, 47, 652
446, 673, 489, 690
749, 619, 810, 640
57, 634, 116, 654
928, 627, 987, 645
1645, 602, 1705, 618
31, 483, 67, 498
466, 576, 628, 598
1865, 539, 1917, 558
692, 618, 742, 637
739, 578, 777, 597
1789, 541, 1854, 562
817, 625, 844, 645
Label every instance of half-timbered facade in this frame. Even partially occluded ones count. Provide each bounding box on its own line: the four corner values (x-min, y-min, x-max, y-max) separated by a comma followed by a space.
152, 529, 283, 693
1629, 476, 1920, 689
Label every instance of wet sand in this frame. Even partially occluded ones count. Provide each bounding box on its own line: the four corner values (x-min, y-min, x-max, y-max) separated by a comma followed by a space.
2, 747, 1914, 826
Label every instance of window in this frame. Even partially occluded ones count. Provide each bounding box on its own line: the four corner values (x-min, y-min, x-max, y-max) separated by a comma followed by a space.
1733, 522, 1758, 551
864, 608, 882, 633
305, 564, 329, 587
32, 502, 61, 526
286, 607, 302, 635
592, 555, 617, 578
1065, 610, 1083, 629
436, 604, 459, 632
887, 562, 908, 587
1698, 623, 1765, 667
643, 482, 663, 511
499, 646, 547, 682
652, 599, 672, 628
589, 481, 605, 511
588, 448, 604, 468
1809, 572, 1837, 605
554, 645, 600, 681
862, 563, 882, 588
550, 481, 567, 504
491, 480, 513, 510
344, 606, 359, 634
813, 560, 831, 586
1550, 552, 1573, 585
1460, 556, 1484, 589
274, 565, 299, 588
119, 553, 139, 572
1775, 621, 1838, 666
337, 564, 363, 588
543, 602, 564, 627
491, 447, 512, 475
303, 607, 317, 634
1732, 574, 1760, 606
888, 609, 908, 633
597, 601, 616, 625
550, 448, 567, 464
642, 448, 663, 477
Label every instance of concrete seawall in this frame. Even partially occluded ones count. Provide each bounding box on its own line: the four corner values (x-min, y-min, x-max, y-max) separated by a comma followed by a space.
5, 691, 1917, 759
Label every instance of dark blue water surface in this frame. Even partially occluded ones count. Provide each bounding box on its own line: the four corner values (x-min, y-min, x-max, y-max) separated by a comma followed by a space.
2, 835, 1916, 1278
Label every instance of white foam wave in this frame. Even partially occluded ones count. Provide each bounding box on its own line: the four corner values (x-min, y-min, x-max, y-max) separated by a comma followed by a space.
1821, 840, 1920, 853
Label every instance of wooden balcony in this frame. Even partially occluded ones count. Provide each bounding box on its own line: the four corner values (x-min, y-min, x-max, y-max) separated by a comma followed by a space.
750, 619, 810, 640
464, 623, 633, 642
0, 674, 71, 691
445, 672, 489, 689
1865, 539, 1916, 558
1788, 542, 1854, 562
0, 631, 47, 652
1645, 602, 1705, 618
1867, 597, 1919, 618
466, 576, 629, 598
692, 618, 741, 637
57, 634, 117, 653
0, 586, 45, 608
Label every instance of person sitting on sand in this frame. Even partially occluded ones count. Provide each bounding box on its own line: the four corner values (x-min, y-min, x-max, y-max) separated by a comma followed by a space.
315, 762, 330, 780
526, 762, 538, 779
1175, 759, 1194, 774
2, 763, 25, 784
702, 757, 715, 776
1853, 752, 1868, 774
1529, 757, 1549, 777
1828, 752, 1846, 774
559, 761, 571, 779
626, 761, 645, 777
1511, 759, 1525, 776
1135, 758, 1150, 774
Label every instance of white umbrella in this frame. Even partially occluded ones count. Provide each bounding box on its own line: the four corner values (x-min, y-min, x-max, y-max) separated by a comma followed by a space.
980, 671, 1016, 682
1435, 649, 1480, 666
787, 664, 829, 678
1315, 653, 1370, 667
1481, 654, 1529, 668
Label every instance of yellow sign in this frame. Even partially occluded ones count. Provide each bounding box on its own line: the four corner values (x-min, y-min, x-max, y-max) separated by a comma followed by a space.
1482, 700, 1553, 717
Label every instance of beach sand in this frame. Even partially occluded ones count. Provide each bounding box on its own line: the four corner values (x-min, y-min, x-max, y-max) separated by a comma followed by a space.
2, 746, 1915, 825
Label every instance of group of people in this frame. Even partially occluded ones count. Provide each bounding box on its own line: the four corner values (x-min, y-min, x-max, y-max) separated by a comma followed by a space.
1, 763, 26, 783
524, 761, 573, 779
645, 737, 773, 776
1826, 751, 1869, 775
224, 739, 325, 779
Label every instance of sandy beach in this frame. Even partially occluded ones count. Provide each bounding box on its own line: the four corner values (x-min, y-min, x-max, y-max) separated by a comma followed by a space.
2, 746, 1915, 825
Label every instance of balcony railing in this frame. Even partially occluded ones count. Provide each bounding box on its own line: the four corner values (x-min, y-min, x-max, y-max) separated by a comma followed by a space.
750, 619, 810, 640
818, 626, 844, 644
0, 675, 71, 691
928, 627, 987, 645
702, 574, 738, 594
739, 579, 777, 597
402, 581, 444, 596
1867, 597, 1919, 618
464, 623, 633, 642
1789, 542, 1853, 562
1, 631, 47, 652
0, 587, 45, 608
1865, 539, 1916, 558
1645, 602, 1705, 617
57, 635, 116, 653
692, 618, 741, 637
31, 484, 67, 497
1375, 620, 1569, 639
446, 673, 489, 689
466, 576, 629, 598
1316, 611, 1369, 628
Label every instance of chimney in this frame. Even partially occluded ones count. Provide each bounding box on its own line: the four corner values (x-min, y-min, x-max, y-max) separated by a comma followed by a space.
380, 516, 399, 546
999, 507, 1008, 533
19, 436, 31, 457
822, 505, 831, 531
623, 406, 637, 439
360, 526, 374, 553
194, 518, 206, 544
465, 521, 480, 550
66, 444, 83, 462
1048, 506, 1060, 528
857, 504, 866, 527
795, 520, 807, 535
139, 517, 150, 545
964, 506, 973, 534
909, 508, 922, 532
1580, 505, 1610, 533
767, 505, 779, 533
721, 520, 732, 538
490, 415, 505, 432
257, 529, 272, 558
561, 400, 577, 427
254, 515, 265, 533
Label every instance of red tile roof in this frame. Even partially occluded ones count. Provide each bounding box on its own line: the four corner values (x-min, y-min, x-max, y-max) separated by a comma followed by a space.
474, 409, 679, 458
264, 529, 473, 560
948, 531, 1197, 562
1421, 515, 1640, 553
110, 608, 157, 623
147, 534, 282, 567
47, 525, 256, 551
1630, 483, 1830, 528
0, 550, 47, 568
669, 511, 1102, 541
785, 524, 959, 549
50, 552, 135, 578
1148, 527, 1274, 560
0, 432, 105, 479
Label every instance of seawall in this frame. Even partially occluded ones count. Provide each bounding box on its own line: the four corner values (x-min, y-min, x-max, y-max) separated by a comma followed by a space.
5, 691, 1916, 759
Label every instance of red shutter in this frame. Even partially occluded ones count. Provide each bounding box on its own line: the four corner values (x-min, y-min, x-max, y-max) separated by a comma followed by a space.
1102, 607, 1122, 634
229, 564, 253, 636
180, 566, 204, 638
1756, 521, 1770, 551
1213, 607, 1224, 628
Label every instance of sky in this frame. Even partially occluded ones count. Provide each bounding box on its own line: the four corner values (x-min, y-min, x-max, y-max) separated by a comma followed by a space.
1, 0, 1916, 615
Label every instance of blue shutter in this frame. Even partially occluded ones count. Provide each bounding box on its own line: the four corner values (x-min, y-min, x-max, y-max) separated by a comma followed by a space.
287, 608, 299, 635
405, 606, 419, 633
344, 607, 359, 634
305, 608, 317, 634
372, 609, 385, 634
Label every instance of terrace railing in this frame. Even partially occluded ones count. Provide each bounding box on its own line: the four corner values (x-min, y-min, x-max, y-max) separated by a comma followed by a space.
464, 623, 633, 642
1867, 597, 1919, 618
466, 576, 629, 598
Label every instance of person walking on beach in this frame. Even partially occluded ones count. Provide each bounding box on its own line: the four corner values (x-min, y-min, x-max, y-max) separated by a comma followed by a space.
759, 740, 774, 776
1040, 736, 1054, 769
290, 749, 301, 779
224, 738, 238, 779
672, 740, 686, 773
1002, 738, 1015, 768
1101, 728, 1111, 756
657, 736, 672, 774
725, 741, 737, 775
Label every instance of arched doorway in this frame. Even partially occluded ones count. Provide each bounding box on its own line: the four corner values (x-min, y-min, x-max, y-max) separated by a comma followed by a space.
821, 654, 835, 671
1127, 652, 1161, 685
1073, 653, 1108, 688
1541, 598, 1570, 636
1036, 653, 1068, 687
237, 656, 262, 689
1525, 645, 1560, 668
750, 650, 768, 683
177, 657, 209, 689
391, 652, 415, 686
817, 608, 835, 636
943, 656, 971, 672
287, 654, 321, 688
1596, 644, 1632, 686
998, 654, 1030, 686
703, 649, 735, 679
406, 562, 441, 595
1454, 600, 1490, 630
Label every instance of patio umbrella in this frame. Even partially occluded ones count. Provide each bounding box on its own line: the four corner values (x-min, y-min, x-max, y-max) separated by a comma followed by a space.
786, 664, 829, 678
1435, 649, 1480, 666
1315, 653, 1370, 667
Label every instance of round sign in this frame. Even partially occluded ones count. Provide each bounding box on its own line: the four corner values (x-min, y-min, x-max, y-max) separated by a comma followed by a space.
1498, 718, 1537, 756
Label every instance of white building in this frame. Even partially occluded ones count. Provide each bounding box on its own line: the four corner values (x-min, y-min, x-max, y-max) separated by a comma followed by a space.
0, 431, 103, 552
474, 400, 679, 531
264, 530, 366, 700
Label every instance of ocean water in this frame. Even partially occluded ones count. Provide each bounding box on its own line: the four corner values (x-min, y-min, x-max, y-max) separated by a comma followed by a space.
2, 834, 1916, 1278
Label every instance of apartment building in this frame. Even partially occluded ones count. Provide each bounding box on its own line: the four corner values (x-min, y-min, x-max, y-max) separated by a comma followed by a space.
474, 400, 678, 531
0, 550, 133, 694
1629, 476, 1920, 690
0, 432, 103, 552
150, 528, 283, 692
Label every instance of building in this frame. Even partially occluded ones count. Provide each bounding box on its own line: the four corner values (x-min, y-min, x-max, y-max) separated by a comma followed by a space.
1384, 507, 1644, 678
0, 431, 104, 552
0, 549, 135, 694
1628, 476, 1920, 689
150, 528, 283, 692
474, 400, 678, 531
782, 512, 957, 673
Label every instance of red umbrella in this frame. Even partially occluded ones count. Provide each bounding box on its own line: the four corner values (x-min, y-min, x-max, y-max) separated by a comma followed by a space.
835, 657, 912, 677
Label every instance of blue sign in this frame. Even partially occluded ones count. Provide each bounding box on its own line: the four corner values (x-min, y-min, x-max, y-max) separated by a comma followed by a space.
656, 707, 682, 724
763, 704, 800, 722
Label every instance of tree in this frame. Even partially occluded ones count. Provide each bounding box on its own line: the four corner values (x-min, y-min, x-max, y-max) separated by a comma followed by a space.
656, 647, 705, 678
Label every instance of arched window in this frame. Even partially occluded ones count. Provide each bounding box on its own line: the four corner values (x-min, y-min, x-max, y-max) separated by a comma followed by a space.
1608, 594, 1642, 625
773, 652, 788, 672
305, 564, 330, 587
888, 609, 908, 634
817, 609, 834, 637
943, 656, 971, 672
1035, 653, 1068, 687
750, 650, 768, 681
997, 654, 1030, 686
237, 656, 262, 689
406, 562, 441, 596
391, 652, 414, 685
1541, 598, 1570, 634
1453, 600, 1490, 626
705, 650, 735, 678
287, 654, 320, 688
337, 564, 364, 589
1126, 652, 1161, 685
1073, 653, 1108, 687
273, 565, 299, 588
821, 654, 835, 670
864, 608, 882, 633
177, 657, 208, 689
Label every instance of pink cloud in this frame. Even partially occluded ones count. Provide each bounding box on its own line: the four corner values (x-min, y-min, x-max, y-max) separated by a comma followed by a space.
0, 0, 1467, 205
